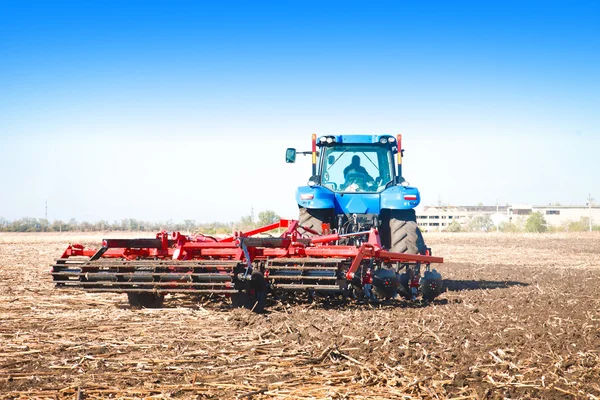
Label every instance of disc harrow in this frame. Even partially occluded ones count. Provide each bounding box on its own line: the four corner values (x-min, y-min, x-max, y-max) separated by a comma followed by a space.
51, 219, 444, 310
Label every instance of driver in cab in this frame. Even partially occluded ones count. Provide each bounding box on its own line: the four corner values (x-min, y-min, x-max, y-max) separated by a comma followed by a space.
342, 155, 374, 191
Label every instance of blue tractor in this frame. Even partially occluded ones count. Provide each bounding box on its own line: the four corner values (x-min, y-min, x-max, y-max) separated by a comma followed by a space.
286, 134, 442, 300
286, 134, 425, 254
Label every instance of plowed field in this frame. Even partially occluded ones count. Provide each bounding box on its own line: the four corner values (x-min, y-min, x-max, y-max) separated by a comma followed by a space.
1, 232, 600, 399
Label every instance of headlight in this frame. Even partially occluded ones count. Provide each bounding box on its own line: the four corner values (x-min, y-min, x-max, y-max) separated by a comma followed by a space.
379, 137, 388, 144
387, 137, 395, 143
319, 136, 327, 143
326, 137, 334, 143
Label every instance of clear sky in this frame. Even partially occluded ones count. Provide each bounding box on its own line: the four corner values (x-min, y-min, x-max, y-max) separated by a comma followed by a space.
0, 0, 599, 223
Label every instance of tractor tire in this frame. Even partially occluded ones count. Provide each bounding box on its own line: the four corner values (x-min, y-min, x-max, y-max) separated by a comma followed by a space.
127, 292, 165, 308
389, 210, 426, 255
298, 208, 332, 237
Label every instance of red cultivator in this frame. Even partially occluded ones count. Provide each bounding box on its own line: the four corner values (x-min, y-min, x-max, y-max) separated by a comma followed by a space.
52, 220, 444, 311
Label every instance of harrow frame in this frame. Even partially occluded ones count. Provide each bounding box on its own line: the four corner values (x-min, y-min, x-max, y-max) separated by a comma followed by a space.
52, 219, 443, 308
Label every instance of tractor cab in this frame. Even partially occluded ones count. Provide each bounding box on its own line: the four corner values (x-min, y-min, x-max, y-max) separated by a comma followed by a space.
286, 135, 401, 191
319, 141, 396, 193
286, 134, 423, 253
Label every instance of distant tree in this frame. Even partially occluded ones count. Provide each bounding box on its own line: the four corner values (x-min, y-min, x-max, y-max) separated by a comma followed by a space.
183, 219, 196, 231
499, 221, 522, 233
565, 217, 590, 232
80, 221, 94, 232
525, 212, 547, 233
95, 220, 109, 231
68, 218, 79, 231
238, 215, 256, 230
0, 216, 284, 233
51, 220, 67, 232
258, 210, 280, 227
444, 220, 462, 232
468, 214, 494, 232
39, 219, 50, 232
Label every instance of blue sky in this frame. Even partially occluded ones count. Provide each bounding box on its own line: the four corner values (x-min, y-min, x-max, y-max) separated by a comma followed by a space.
0, 1, 599, 222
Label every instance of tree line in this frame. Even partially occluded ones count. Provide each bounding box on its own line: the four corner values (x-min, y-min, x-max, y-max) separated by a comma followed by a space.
444, 212, 600, 233
0, 210, 282, 234
1, 210, 597, 234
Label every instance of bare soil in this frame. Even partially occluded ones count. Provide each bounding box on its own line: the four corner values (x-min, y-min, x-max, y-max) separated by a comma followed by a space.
1, 232, 600, 399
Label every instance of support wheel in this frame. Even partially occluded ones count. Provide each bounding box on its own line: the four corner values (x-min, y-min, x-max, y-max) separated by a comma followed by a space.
389, 210, 426, 254
298, 207, 332, 237
372, 266, 400, 299
420, 269, 444, 301
249, 271, 267, 313
128, 292, 165, 308
396, 272, 412, 300
231, 291, 250, 308
232, 272, 267, 313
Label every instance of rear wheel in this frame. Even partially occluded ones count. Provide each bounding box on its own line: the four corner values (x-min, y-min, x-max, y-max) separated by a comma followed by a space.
127, 292, 165, 308
298, 207, 333, 237
389, 209, 426, 255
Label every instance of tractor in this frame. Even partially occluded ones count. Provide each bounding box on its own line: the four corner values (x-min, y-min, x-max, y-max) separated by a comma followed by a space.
285, 134, 441, 300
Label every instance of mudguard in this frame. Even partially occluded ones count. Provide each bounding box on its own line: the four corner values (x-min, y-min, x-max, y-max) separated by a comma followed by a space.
296, 185, 336, 209
380, 185, 420, 210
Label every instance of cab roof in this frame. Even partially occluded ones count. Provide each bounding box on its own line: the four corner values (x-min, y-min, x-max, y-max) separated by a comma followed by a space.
317, 134, 397, 145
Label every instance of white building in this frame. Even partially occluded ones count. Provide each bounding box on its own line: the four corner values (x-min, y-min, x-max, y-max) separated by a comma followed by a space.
417, 205, 509, 232
509, 204, 600, 228
417, 204, 599, 232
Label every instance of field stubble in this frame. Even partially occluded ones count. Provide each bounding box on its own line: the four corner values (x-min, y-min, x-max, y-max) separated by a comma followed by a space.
1, 232, 600, 399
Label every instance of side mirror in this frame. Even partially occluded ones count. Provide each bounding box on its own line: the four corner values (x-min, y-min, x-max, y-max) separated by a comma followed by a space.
285, 148, 297, 163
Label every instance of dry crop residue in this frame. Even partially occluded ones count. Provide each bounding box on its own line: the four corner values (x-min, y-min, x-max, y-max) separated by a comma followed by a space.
1, 233, 600, 399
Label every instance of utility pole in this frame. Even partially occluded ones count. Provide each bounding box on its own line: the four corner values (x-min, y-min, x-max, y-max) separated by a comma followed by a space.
496, 199, 499, 232
588, 193, 594, 232
45, 200, 48, 221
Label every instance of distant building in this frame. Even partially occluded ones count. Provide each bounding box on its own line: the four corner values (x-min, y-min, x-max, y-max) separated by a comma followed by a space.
417, 205, 509, 232
509, 204, 600, 228
417, 204, 599, 232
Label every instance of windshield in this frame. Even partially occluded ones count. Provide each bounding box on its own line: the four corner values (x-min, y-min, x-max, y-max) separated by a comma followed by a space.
320, 145, 394, 193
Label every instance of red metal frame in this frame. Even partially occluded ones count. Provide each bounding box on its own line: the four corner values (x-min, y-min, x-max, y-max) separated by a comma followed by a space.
59, 220, 444, 271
